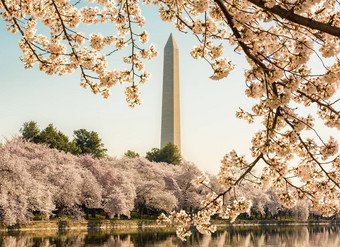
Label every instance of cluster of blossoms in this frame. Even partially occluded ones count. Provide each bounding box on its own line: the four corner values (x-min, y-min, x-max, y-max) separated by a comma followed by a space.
277, 192, 297, 209
155, 0, 340, 239
124, 85, 142, 108
220, 197, 252, 223
191, 171, 210, 186
0, 0, 158, 106
158, 182, 252, 240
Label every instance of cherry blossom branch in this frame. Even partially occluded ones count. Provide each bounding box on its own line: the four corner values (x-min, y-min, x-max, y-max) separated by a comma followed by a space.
295, 90, 340, 118
0, 0, 45, 65
262, 157, 314, 198
214, 0, 270, 72
298, 137, 340, 189
194, 153, 263, 214
125, 1, 136, 84
51, 0, 96, 92
281, 108, 326, 145
248, 0, 340, 37
283, 118, 340, 189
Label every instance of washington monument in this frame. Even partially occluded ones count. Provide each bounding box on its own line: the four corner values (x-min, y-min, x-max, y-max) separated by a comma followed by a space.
161, 33, 181, 151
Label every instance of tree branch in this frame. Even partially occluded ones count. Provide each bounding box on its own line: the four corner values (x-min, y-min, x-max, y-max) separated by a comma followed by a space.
248, 0, 340, 37
214, 0, 270, 72
51, 0, 96, 92
194, 153, 263, 213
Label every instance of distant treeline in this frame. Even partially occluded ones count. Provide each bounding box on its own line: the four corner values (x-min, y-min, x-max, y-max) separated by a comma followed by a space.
20, 121, 107, 158
0, 139, 330, 226
20, 121, 182, 164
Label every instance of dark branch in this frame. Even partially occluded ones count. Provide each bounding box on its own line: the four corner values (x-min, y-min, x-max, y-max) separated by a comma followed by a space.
214, 0, 270, 72
248, 0, 340, 37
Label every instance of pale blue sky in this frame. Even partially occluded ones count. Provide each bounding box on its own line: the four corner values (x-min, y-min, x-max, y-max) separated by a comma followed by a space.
0, 5, 260, 174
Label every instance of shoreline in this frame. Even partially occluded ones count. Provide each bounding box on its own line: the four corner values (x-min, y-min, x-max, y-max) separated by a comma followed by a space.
1, 219, 339, 234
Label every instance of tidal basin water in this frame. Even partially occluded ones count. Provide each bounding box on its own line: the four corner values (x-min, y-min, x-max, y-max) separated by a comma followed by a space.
0, 225, 339, 247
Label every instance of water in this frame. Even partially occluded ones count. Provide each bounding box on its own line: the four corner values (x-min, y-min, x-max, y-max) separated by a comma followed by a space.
0, 225, 339, 246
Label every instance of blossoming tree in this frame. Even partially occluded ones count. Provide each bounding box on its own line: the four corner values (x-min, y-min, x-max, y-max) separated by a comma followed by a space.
1, 0, 340, 240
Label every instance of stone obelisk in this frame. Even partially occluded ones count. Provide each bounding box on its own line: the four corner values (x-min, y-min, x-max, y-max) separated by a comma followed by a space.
161, 33, 181, 151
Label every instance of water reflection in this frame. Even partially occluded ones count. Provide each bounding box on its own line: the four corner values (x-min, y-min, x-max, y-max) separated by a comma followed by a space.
0, 225, 339, 247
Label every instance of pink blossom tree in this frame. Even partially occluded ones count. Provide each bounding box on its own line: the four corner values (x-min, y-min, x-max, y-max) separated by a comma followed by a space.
174, 162, 212, 211
0, 139, 129, 224
290, 200, 310, 221
125, 158, 179, 215
12, 139, 102, 218
0, 139, 55, 225
78, 155, 136, 218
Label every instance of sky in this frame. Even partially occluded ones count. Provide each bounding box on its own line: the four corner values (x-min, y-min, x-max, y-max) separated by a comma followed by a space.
0, 4, 261, 174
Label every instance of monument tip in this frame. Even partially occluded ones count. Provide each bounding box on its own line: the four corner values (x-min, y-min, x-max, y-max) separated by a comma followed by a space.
165, 33, 178, 49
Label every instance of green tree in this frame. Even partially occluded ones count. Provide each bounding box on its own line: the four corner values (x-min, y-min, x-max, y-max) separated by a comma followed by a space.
146, 148, 162, 162
36, 124, 77, 153
146, 142, 181, 165
124, 150, 140, 159
73, 129, 107, 158
20, 121, 40, 142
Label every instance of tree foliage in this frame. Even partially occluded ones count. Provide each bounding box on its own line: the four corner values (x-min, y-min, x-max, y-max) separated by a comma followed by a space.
20, 121, 40, 142
73, 129, 107, 158
146, 142, 182, 165
2, 0, 340, 239
37, 124, 78, 154
124, 150, 140, 159
20, 121, 106, 158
